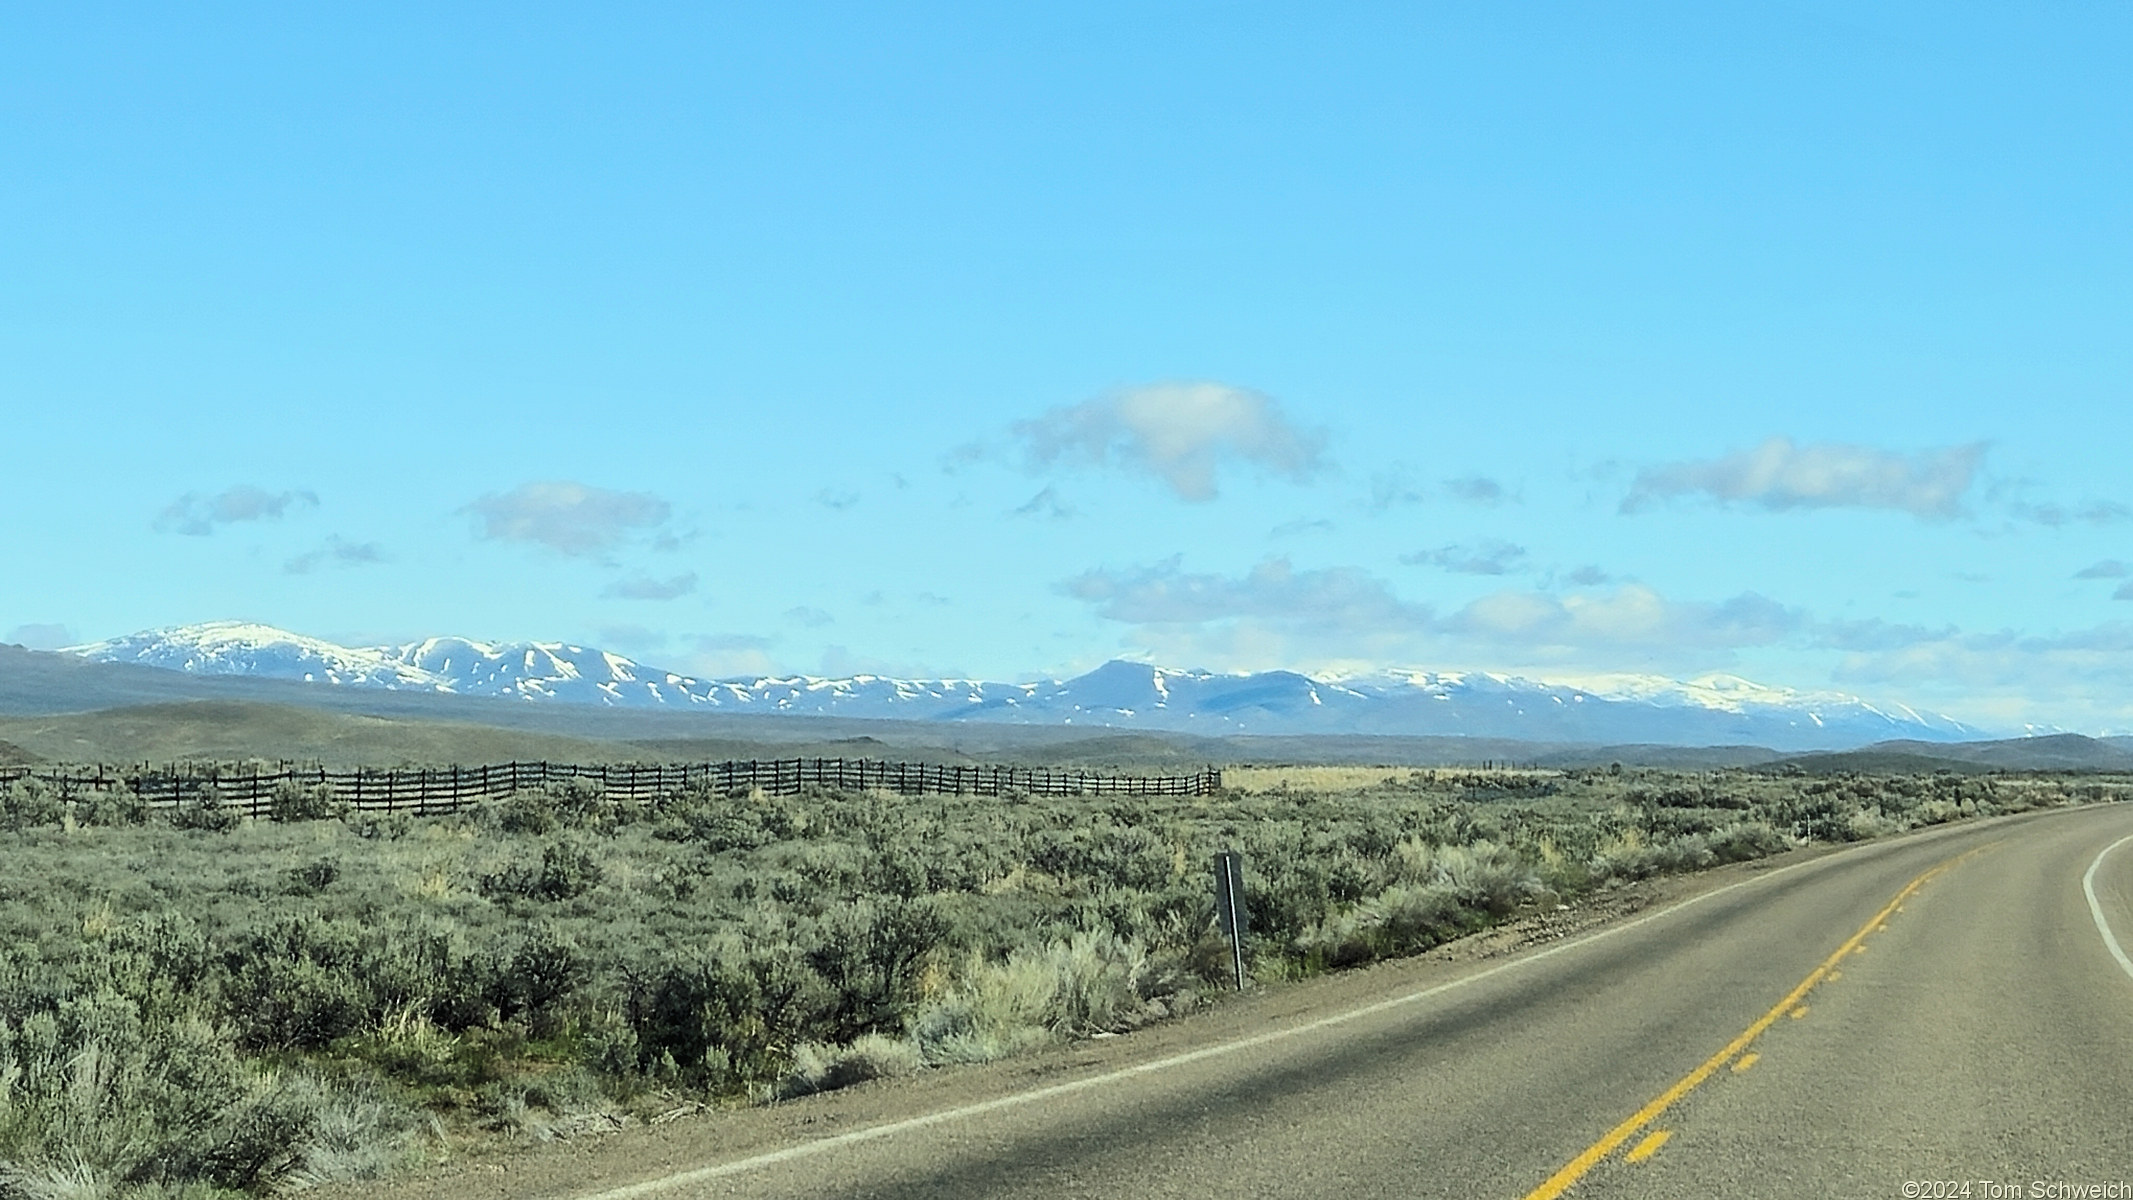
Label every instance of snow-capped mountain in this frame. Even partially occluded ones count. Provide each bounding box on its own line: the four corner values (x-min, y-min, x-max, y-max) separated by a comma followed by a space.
74, 622, 443, 690
66, 621, 1984, 750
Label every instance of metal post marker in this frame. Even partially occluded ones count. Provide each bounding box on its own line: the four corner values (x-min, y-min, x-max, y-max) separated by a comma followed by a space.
1213, 850, 1249, 991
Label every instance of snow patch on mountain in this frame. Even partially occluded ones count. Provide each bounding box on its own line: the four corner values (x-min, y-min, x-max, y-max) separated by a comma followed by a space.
71, 621, 449, 690
66, 622, 1987, 750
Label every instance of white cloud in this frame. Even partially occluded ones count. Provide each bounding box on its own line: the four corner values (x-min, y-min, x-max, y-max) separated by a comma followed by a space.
2075, 560, 2128, 580
284, 536, 386, 575
1060, 556, 1429, 631
1367, 469, 1514, 512
603, 573, 698, 601
784, 606, 834, 627
1055, 556, 2133, 731
683, 633, 778, 678
1012, 487, 1074, 520
2006, 499, 2131, 528
464, 481, 671, 558
1444, 586, 1800, 656
1367, 469, 1428, 512
7, 623, 75, 650
817, 645, 962, 679
1793, 616, 2133, 729
1624, 437, 1985, 519
1058, 557, 1793, 674
156, 486, 319, 535
1826, 622, 2133, 718
1270, 518, 1336, 538
1444, 475, 1512, 506
1011, 381, 1326, 501
1401, 540, 1528, 576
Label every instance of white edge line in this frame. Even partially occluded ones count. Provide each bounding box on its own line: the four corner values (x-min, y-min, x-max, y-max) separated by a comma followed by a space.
2082, 832, 2133, 981
576, 843, 1882, 1200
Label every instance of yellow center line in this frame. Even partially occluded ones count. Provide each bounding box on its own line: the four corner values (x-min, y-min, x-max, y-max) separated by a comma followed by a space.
1624, 1130, 1671, 1163
1518, 848, 1984, 1200
1730, 1052, 1759, 1074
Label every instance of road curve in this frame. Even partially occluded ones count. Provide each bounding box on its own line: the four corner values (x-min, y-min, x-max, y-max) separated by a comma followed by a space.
346, 803, 2133, 1200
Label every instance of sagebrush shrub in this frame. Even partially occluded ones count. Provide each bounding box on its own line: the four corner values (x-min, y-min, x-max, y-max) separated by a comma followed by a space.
779, 1032, 924, 1098
0, 763, 2102, 1189
168, 786, 241, 833
288, 857, 341, 893
479, 840, 605, 902
489, 927, 586, 1038
270, 779, 343, 823
0, 778, 62, 831
805, 896, 953, 1042
623, 944, 831, 1092
493, 788, 559, 835
72, 785, 148, 828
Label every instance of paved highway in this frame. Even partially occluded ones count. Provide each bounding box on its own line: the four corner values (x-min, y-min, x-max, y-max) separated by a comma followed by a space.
348, 804, 2133, 1200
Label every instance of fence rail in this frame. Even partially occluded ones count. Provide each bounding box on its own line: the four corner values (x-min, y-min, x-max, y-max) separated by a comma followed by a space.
0, 758, 1223, 820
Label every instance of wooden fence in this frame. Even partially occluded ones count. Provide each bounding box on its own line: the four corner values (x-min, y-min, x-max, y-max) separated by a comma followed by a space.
0, 758, 1224, 820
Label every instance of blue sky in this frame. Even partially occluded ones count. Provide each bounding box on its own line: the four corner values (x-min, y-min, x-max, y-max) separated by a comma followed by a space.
4, 3, 2131, 731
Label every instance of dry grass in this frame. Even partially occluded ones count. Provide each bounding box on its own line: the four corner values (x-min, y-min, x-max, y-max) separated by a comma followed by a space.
0, 701, 660, 768
1224, 765, 1563, 793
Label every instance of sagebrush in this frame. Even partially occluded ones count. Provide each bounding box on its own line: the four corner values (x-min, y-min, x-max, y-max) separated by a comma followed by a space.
0, 767, 2114, 1195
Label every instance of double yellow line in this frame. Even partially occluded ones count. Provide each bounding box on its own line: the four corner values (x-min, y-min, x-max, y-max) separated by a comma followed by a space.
1521, 850, 1978, 1199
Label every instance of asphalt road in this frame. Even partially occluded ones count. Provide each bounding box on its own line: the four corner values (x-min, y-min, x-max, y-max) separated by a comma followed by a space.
532, 803, 2133, 1200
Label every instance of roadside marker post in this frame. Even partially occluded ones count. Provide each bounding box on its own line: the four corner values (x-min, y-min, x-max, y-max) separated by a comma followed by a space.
1213, 850, 1249, 991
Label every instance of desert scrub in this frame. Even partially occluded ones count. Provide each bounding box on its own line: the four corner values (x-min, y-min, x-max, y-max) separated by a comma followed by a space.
0, 768, 2117, 1194
0, 912, 426, 1196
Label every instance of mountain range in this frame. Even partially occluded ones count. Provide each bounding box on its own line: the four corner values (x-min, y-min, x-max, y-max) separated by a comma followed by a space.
60, 621, 1986, 752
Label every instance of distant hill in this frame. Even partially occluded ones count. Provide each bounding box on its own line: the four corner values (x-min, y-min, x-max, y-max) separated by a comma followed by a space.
0, 701, 659, 768
13, 635, 2129, 774
50, 621, 1986, 751
1771, 734, 2133, 775
4, 693, 2130, 777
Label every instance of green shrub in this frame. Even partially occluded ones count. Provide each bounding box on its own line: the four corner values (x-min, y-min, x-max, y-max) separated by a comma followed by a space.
1295, 883, 1475, 969
0, 760, 2108, 1191
623, 946, 831, 1092
657, 789, 804, 851
288, 858, 341, 893
804, 896, 953, 1042
283, 1073, 429, 1186
270, 779, 343, 823
779, 1031, 924, 1098
224, 928, 371, 1051
907, 930, 1153, 1066
492, 788, 559, 835
219, 916, 489, 1053
479, 840, 605, 902
0, 778, 62, 831
548, 777, 613, 829
168, 786, 241, 833
72, 784, 148, 828
488, 927, 586, 1038
1708, 821, 1790, 863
